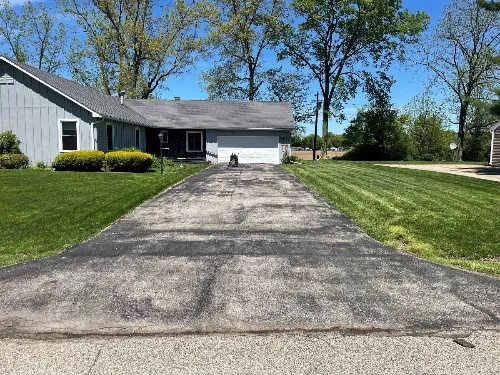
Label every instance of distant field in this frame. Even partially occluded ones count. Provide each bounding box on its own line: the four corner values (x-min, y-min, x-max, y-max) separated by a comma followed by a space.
292, 150, 345, 160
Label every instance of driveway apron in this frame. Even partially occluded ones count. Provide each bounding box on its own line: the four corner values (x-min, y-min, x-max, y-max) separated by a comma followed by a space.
0, 164, 499, 337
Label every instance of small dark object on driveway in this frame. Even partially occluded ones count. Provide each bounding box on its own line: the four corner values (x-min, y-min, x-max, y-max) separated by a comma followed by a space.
453, 338, 475, 348
229, 153, 238, 167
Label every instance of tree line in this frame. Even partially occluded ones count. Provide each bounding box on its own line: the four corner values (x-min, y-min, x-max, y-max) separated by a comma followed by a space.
0, 0, 499, 161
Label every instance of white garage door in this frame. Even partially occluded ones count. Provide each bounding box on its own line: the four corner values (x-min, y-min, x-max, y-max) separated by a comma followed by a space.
218, 136, 279, 164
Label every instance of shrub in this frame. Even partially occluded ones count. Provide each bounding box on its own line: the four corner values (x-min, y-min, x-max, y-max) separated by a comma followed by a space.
152, 156, 175, 170
36, 161, 50, 169
0, 130, 21, 154
117, 146, 141, 152
281, 154, 301, 164
0, 153, 29, 169
105, 151, 153, 172
52, 150, 105, 172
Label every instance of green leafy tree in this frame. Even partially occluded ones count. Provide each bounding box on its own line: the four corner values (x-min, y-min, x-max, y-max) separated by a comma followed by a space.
278, 0, 428, 157
402, 93, 453, 160
478, 1, 500, 118
420, 0, 500, 160
62, 0, 206, 98
302, 134, 322, 150
202, 0, 285, 100
265, 68, 312, 137
326, 133, 344, 149
0, 1, 66, 73
343, 94, 410, 161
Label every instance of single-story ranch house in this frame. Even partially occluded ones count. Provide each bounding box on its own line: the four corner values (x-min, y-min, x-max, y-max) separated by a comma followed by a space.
0, 56, 293, 165
491, 122, 500, 167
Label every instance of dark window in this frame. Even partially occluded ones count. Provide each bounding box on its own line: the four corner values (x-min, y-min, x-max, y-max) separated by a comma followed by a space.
187, 131, 202, 152
135, 128, 140, 149
61, 121, 78, 151
107, 124, 113, 150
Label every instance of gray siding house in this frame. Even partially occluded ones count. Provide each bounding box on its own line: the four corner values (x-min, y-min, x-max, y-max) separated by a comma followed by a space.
491, 122, 500, 167
0, 56, 293, 165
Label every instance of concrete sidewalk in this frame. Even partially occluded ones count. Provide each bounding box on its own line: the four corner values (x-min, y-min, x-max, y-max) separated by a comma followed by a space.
377, 163, 500, 182
1, 331, 499, 375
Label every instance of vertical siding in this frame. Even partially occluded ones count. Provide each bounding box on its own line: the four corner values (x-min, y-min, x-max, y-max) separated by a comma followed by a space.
205, 129, 292, 163
492, 128, 500, 166
94, 120, 147, 152
0, 61, 94, 164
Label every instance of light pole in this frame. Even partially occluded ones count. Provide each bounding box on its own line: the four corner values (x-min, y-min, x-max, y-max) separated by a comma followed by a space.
158, 132, 164, 175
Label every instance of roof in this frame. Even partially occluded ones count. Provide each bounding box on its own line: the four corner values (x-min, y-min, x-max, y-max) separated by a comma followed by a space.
492, 122, 500, 131
0, 56, 150, 126
0, 56, 294, 130
124, 99, 295, 130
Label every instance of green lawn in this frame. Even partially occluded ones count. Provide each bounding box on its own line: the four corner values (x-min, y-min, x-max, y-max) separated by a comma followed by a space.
0, 165, 207, 266
283, 161, 500, 276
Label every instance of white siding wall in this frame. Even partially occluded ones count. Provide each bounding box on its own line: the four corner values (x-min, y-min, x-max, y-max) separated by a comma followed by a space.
205, 129, 292, 164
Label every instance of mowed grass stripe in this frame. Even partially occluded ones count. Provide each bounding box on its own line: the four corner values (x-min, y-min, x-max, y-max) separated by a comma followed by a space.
0, 165, 207, 266
283, 161, 500, 275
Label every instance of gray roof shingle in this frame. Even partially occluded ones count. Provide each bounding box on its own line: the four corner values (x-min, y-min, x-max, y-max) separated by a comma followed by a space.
2, 56, 294, 130
124, 99, 295, 130
1, 56, 150, 126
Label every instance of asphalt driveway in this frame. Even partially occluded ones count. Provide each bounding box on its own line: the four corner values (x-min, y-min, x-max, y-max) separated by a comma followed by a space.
0, 164, 499, 337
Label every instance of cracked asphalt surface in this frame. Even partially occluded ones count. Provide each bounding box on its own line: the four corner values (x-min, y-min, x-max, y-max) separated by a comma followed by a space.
0, 164, 499, 337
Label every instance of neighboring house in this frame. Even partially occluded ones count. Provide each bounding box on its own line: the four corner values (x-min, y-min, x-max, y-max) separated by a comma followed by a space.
0, 56, 293, 165
491, 122, 500, 167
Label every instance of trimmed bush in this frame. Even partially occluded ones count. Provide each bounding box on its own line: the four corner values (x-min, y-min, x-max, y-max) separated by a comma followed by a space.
281, 154, 301, 164
105, 151, 153, 172
0, 153, 29, 169
152, 156, 175, 170
0, 130, 21, 154
52, 150, 105, 172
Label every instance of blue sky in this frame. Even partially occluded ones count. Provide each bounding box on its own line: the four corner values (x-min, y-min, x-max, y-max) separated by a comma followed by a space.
166, 0, 452, 135
5, 0, 451, 135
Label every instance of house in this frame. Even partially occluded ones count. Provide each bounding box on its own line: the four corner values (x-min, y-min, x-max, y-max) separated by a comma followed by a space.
0, 56, 293, 165
491, 122, 500, 167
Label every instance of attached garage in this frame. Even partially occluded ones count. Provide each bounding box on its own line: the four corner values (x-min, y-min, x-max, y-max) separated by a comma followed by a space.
217, 136, 279, 164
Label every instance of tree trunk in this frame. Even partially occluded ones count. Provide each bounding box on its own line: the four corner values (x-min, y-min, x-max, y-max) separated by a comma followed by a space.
455, 103, 468, 161
321, 98, 330, 158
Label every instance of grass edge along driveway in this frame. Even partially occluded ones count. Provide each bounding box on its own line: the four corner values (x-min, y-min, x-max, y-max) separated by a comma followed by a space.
283, 161, 500, 276
0, 164, 207, 266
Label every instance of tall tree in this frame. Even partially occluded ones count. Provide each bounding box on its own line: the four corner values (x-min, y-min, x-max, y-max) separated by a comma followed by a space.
402, 92, 453, 161
420, 0, 500, 160
201, 0, 285, 101
478, 1, 500, 117
0, 1, 66, 73
278, 0, 428, 157
266, 68, 311, 134
343, 89, 410, 161
62, 0, 205, 98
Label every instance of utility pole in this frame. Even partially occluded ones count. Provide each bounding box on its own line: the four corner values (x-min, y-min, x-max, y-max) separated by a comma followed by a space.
313, 92, 320, 161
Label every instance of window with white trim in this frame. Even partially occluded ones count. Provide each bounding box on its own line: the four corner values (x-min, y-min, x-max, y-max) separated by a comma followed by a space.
186, 131, 203, 152
106, 124, 114, 151
60, 120, 78, 151
135, 128, 141, 149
